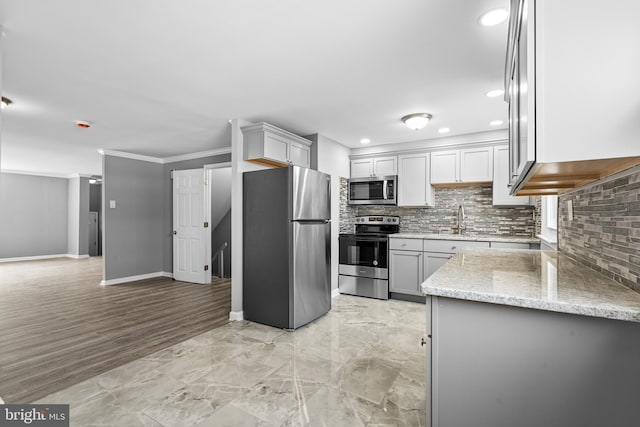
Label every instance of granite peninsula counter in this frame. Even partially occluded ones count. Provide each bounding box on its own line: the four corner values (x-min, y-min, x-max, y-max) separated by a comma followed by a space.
420, 248, 640, 322
421, 248, 640, 426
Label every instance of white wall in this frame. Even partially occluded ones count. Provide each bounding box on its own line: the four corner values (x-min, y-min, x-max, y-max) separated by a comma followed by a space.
315, 134, 351, 292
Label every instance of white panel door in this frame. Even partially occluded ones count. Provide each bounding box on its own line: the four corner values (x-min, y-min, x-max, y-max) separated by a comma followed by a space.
173, 169, 207, 284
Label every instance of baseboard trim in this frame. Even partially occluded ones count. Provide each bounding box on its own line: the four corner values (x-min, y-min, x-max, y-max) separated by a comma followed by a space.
66, 254, 90, 260
0, 254, 68, 263
101, 271, 164, 286
229, 311, 244, 321
161, 271, 174, 278
331, 288, 340, 298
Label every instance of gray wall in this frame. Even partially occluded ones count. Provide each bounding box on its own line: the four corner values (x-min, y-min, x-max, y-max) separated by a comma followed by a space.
66, 177, 90, 256
0, 173, 69, 258
103, 155, 164, 280
89, 183, 102, 255
559, 165, 640, 292
161, 154, 230, 273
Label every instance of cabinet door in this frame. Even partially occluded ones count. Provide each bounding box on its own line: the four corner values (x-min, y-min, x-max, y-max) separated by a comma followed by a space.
492, 145, 531, 205
289, 141, 310, 168
398, 153, 434, 207
460, 147, 493, 183
431, 150, 459, 184
423, 252, 453, 280
263, 132, 289, 164
389, 250, 423, 296
511, 0, 536, 190
373, 156, 397, 176
350, 159, 374, 178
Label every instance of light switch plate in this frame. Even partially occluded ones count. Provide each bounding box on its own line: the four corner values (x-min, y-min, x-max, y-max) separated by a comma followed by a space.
567, 200, 573, 221
109, 200, 116, 209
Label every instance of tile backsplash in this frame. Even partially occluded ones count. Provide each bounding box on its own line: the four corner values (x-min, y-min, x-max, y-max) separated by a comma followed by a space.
339, 178, 539, 236
559, 166, 640, 292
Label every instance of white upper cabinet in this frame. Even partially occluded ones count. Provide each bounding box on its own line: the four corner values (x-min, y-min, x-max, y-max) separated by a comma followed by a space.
430, 150, 459, 184
373, 156, 397, 176
398, 152, 434, 207
506, 0, 640, 195
460, 147, 493, 182
242, 122, 311, 168
492, 144, 531, 206
350, 156, 397, 178
350, 158, 373, 178
431, 147, 493, 184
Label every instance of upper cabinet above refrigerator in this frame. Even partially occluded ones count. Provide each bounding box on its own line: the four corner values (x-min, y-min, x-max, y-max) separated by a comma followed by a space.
505, 0, 640, 196
242, 122, 312, 168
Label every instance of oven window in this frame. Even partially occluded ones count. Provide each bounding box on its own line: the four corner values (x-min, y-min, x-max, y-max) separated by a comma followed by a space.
350, 181, 384, 200
339, 237, 388, 268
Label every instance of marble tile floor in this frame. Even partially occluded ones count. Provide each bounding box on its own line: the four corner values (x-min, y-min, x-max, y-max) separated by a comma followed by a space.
35, 295, 427, 426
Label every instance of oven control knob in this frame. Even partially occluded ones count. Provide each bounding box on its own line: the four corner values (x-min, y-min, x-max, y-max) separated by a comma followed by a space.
373, 260, 378, 266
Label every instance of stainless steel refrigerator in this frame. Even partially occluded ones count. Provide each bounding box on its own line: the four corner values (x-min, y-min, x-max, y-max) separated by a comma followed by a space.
243, 166, 331, 329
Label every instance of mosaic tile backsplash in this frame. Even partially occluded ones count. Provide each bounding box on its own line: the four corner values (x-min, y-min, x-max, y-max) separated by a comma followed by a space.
339, 178, 539, 237
559, 166, 640, 292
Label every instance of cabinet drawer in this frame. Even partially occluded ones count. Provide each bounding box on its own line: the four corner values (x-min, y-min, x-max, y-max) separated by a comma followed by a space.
389, 238, 423, 251
424, 239, 490, 253
490, 242, 530, 249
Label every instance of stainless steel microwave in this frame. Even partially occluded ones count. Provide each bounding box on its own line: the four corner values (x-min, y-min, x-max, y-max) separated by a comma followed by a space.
348, 176, 397, 205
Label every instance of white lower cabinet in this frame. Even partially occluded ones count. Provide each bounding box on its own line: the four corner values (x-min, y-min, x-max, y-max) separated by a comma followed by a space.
389, 250, 423, 296
390, 238, 491, 297
423, 252, 453, 280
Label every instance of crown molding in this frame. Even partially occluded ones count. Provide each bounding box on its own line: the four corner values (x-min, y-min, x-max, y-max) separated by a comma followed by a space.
97, 149, 164, 164
162, 147, 232, 164
1, 169, 75, 179
98, 147, 232, 164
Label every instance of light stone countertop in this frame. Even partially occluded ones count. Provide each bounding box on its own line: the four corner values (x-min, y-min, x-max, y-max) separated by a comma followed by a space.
391, 233, 540, 244
421, 249, 640, 323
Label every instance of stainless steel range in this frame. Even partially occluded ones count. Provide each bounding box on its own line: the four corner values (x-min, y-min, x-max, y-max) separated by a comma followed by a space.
338, 216, 399, 300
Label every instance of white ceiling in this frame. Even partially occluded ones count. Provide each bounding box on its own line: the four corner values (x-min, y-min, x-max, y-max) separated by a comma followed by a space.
0, 0, 510, 176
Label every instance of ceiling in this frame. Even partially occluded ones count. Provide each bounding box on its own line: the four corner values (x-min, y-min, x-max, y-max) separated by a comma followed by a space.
0, 0, 510, 176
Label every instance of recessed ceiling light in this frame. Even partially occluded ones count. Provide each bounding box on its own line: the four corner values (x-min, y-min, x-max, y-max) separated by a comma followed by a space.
401, 113, 432, 130
360, 138, 370, 144
479, 8, 509, 27
438, 127, 450, 134
485, 89, 504, 98
489, 120, 504, 126
1, 96, 13, 109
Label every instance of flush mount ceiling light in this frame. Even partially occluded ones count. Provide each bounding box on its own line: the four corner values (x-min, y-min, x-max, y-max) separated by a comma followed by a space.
1, 96, 12, 109
402, 113, 432, 130
360, 138, 371, 144
479, 8, 509, 27
485, 89, 505, 98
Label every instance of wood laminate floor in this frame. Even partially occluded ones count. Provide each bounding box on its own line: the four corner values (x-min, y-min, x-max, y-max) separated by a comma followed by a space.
0, 257, 231, 403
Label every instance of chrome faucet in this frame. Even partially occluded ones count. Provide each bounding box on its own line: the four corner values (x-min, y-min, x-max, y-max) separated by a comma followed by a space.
453, 204, 466, 234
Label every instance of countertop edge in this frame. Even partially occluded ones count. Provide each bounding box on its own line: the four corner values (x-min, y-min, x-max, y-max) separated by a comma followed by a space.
391, 233, 540, 244
421, 286, 640, 323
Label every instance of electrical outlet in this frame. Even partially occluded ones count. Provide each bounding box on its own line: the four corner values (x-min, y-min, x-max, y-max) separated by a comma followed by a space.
109, 200, 116, 209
